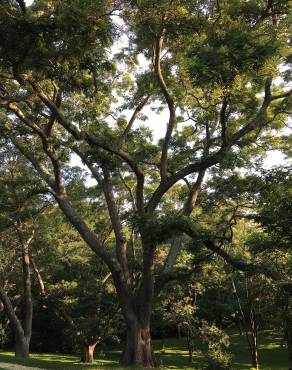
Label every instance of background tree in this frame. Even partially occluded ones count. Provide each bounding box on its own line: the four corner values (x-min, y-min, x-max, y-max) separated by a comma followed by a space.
0, 145, 48, 357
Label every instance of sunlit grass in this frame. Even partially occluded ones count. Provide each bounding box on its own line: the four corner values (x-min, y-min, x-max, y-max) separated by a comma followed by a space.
0, 331, 291, 369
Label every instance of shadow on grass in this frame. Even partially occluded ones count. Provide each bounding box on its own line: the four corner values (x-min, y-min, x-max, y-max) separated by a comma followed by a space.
0, 331, 291, 370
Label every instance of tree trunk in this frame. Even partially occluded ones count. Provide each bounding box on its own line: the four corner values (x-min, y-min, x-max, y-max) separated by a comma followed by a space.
251, 330, 259, 370
121, 319, 156, 368
285, 328, 292, 360
251, 349, 259, 370
119, 241, 157, 368
15, 333, 29, 358
187, 334, 193, 363
80, 342, 97, 363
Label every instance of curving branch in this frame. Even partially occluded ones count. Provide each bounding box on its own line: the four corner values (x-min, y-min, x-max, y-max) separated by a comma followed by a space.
25, 77, 145, 211
9, 138, 119, 273
154, 35, 176, 182
202, 240, 292, 293
147, 77, 278, 213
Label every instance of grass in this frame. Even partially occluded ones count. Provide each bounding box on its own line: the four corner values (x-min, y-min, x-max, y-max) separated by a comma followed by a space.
0, 331, 291, 369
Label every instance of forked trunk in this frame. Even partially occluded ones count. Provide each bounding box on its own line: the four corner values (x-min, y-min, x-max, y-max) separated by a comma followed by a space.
15, 333, 30, 358
121, 321, 156, 368
80, 342, 97, 363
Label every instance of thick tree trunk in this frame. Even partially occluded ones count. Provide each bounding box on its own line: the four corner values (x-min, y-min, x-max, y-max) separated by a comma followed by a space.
15, 333, 30, 358
118, 240, 157, 368
121, 319, 156, 368
80, 342, 97, 363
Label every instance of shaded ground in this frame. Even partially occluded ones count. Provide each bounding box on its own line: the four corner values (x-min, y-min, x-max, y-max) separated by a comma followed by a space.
0, 331, 291, 369
0, 364, 43, 370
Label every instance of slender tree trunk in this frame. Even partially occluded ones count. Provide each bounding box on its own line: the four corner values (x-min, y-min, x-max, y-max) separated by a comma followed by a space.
20, 239, 33, 350
0, 224, 33, 358
250, 306, 259, 370
286, 329, 292, 359
251, 336, 259, 370
187, 333, 193, 363
251, 351, 259, 370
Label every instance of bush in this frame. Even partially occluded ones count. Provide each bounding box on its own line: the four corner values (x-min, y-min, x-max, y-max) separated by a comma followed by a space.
199, 321, 233, 370
0, 324, 8, 348
204, 348, 233, 370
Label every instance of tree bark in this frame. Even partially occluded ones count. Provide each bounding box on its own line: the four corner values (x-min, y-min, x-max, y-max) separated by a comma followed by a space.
15, 334, 30, 358
250, 317, 259, 370
0, 287, 30, 358
80, 342, 97, 363
163, 170, 205, 273
118, 238, 157, 368
121, 317, 156, 367
251, 344, 259, 370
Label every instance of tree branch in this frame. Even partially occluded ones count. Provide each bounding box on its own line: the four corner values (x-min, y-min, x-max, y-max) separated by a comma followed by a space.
154, 35, 176, 182
26, 77, 145, 211
119, 95, 150, 143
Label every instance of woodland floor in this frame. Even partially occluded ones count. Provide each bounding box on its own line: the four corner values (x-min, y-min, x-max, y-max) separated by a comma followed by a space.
0, 331, 291, 370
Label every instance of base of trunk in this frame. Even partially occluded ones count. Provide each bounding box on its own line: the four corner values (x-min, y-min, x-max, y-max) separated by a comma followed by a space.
15, 336, 30, 358
121, 325, 156, 368
80, 343, 96, 363
251, 352, 259, 370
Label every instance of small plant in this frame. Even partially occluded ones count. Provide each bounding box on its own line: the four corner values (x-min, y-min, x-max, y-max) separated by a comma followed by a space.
98, 349, 105, 358
199, 321, 233, 370
0, 324, 8, 348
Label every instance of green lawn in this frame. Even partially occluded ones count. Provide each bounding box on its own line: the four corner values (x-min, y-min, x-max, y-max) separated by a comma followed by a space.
0, 331, 291, 369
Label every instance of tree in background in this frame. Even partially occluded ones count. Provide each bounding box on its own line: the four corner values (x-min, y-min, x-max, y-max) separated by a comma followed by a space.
31, 193, 123, 363
0, 145, 48, 357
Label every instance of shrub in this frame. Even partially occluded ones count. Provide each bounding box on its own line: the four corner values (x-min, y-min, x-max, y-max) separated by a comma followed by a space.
199, 321, 233, 370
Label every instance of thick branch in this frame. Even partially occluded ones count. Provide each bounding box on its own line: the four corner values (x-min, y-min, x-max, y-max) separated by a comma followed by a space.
147, 149, 225, 213
147, 77, 277, 213
0, 287, 24, 338
10, 138, 119, 273
163, 169, 206, 273
10, 136, 57, 191
271, 89, 292, 101
203, 240, 292, 293
26, 77, 145, 209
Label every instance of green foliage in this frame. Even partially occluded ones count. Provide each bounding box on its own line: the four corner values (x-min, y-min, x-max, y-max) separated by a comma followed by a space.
199, 321, 233, 370
0, 0, 115, 89
0, 0, 291, 364
0, 324, 8, 348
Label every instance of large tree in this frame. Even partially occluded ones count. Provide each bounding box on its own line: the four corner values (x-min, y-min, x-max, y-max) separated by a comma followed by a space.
0, 0, 291, 366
